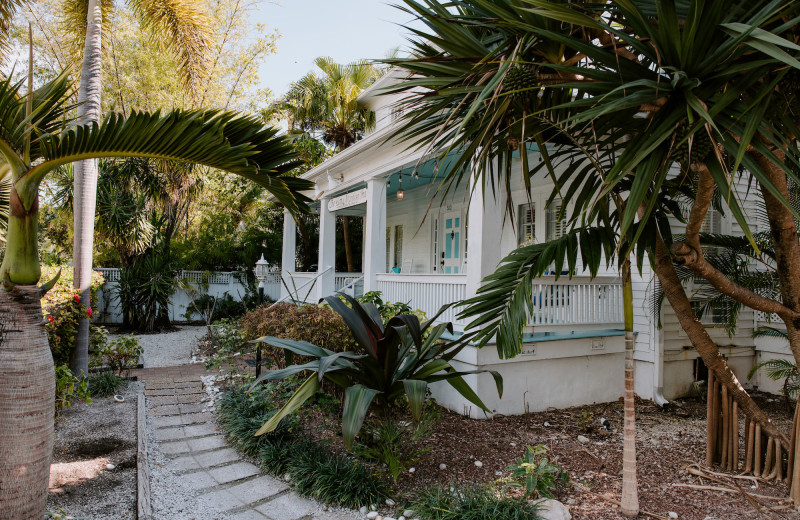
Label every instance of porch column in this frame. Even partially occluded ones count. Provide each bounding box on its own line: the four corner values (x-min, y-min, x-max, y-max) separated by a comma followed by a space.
363, 178, 387, 293
317, 197, 336, 300
466, 179, 505, 298
280, 208, 297, 300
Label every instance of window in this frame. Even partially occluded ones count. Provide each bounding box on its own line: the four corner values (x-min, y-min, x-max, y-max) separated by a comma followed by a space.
546, 199, 567, 241
701, 209, 723, 234
394, 225, 404, 268
518, 203, 535, 245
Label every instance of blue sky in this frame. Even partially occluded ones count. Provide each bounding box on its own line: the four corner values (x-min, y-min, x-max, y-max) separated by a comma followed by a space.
253, 0, 418, 98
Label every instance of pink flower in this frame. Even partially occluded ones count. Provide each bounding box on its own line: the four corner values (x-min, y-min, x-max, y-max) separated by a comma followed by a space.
47, 315, 55, 323
87, 307, 93, 317
56, 337, 61, 341
73, 294, 81, 303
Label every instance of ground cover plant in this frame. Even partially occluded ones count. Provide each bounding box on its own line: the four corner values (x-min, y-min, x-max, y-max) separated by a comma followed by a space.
250, 294, 503, 448
216, 384, 390, 508
410, 484, 542, 520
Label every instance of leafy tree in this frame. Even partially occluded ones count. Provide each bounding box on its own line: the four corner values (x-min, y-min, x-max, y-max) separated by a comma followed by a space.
0, 67, 310, 518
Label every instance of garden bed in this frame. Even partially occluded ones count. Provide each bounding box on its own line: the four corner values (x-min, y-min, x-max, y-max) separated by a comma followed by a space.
47, 381, 142, 519
220, 379, 797, 520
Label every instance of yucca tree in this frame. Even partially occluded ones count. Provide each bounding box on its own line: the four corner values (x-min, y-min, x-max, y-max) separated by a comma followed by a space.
388, 0, 800, 509
0, 71, 310, 519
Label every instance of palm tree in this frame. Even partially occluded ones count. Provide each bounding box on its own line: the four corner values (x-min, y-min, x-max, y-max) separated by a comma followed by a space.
387, 0, 800, 508
279, 57, 381, 272
70, 0, 211, 375
0, 70, 310, 519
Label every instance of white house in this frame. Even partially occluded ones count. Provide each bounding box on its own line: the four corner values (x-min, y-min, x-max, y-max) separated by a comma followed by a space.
276, 71, 787, 417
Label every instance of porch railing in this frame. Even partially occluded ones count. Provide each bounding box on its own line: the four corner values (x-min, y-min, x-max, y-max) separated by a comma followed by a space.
376, 273, 467, 327
527, 275, 623, 327
335, 272, 364, 298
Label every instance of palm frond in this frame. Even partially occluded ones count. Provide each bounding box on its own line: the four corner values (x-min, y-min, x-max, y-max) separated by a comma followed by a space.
22, 109, 311, 213
132, 0, 212, 93
59, 0, 115, 57
458, 225, 618, 358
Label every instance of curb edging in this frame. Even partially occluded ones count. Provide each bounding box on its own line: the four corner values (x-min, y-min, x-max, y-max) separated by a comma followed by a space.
137, 389, 153, 520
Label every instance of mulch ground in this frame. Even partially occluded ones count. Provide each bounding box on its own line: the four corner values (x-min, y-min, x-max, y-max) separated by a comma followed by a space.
296, 389, 799, 520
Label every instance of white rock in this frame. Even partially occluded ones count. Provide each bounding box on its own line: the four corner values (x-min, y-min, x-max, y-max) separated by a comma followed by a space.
544, 422, 551, 427
403, 510, 415, 517
439, 463, 447, 470
384, 517, 395, 520
399, 517, 405, 520
366, 513, 379, 520
105, 463, 116, 470
495, 471, 503, 476
668, 513, 678, 519
474, 460, 483, 467
370, 504, 377, 511
510, 441, 517, 446
386, 499, 395, 506
532, 499, 572, 520
359, 506, 368, 514
408, 467, 415, 473
283, 474, 291, 482
577, 435, 590, 444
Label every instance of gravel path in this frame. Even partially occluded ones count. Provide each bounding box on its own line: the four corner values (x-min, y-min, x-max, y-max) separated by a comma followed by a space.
117, 326, 206, 368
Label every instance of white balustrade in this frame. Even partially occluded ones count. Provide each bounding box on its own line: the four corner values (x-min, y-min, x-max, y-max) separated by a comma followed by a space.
527, 276, 623, 327
334, 273, 364, 298
284, 272, 320, 302
376, 273, 468, 326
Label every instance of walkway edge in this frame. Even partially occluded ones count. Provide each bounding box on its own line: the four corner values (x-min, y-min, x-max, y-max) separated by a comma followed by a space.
137, 388, 153, 520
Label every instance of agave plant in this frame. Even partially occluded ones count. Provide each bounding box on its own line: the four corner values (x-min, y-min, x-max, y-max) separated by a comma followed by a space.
250, 293, 503, 448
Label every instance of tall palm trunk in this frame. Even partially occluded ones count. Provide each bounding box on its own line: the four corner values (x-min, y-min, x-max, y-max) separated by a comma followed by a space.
71, 0, 103, 376
620, 258, 639, 516
0, 285, 55, 520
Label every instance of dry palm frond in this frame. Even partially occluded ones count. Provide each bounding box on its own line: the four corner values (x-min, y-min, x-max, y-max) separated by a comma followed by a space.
60, 0, 115, 59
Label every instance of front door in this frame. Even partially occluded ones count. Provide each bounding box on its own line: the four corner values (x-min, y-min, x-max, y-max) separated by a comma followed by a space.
441, 212, 462, 274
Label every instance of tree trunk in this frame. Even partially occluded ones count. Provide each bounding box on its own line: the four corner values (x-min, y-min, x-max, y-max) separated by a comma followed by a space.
620, 258, 639, 516
654, 237, 789, 450
71, 0, 103, 377
0, 285, 55, 519
342, 216, 355, 273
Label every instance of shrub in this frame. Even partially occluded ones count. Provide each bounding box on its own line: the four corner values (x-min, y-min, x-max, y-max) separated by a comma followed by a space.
116, 253, 175, 332
251, 294, 503, 448
41, 266, 105, 366
355, 417, 432, 483
241, 302, 354, 359
96, 335, 143, 375
89, 372, 126, 397
55, 364, 91, 414
410, 484, 542, 520
505, 445, 569, 499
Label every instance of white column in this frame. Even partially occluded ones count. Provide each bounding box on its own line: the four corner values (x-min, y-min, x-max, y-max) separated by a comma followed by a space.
280, 209, 297, 299
363, 178, 387, 292
465, 179, 505, 298
317, 197, 336, 301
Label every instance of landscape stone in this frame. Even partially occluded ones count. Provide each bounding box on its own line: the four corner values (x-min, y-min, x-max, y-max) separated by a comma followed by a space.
533, 499, 571, 520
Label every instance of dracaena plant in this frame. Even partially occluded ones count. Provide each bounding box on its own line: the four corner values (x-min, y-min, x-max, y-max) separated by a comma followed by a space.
250, 293, 503, 449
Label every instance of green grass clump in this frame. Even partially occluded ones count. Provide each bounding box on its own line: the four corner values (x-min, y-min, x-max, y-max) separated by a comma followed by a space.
217, 385, 389, 509
89, 372, 126, 397
410, 484, 542, 520
288, 441, 389, 508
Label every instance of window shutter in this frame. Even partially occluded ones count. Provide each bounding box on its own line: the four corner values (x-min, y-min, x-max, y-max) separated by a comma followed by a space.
546, 199, 566, 241
518, 203, 535, 245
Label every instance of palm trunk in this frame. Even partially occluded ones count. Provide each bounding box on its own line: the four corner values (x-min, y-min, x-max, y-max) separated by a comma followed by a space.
71, 0, 103, 376
620, 258, 639, 516
0, 285, 55, 520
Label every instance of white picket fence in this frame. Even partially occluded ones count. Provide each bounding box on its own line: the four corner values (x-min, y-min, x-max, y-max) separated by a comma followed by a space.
94, 268, 282, 324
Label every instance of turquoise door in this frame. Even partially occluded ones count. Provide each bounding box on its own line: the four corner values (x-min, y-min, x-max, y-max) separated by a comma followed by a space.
442, 212, 461, 274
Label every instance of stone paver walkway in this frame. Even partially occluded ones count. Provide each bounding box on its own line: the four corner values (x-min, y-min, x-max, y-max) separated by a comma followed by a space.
140, 368, 359, 520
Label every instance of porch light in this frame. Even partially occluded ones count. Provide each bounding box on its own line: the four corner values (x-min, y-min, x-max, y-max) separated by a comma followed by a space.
254, 254, 269, 305
397, 174, 404, 200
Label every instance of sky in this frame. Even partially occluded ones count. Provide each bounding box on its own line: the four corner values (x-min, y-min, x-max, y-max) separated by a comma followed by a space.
252, 0, 419, 98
